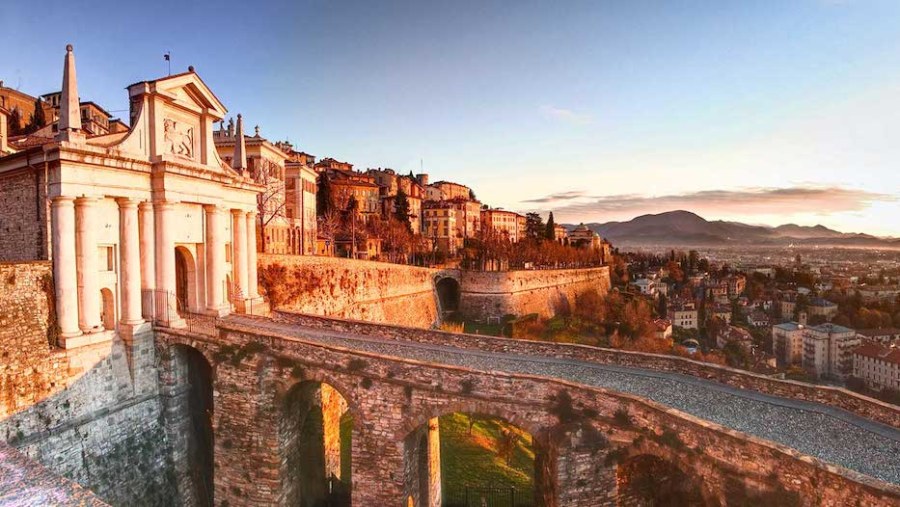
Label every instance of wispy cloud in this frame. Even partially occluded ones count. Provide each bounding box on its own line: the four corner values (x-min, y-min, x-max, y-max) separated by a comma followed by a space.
539, 105, 592, 125
522, 190, 586, 203
524, 186, 895, 220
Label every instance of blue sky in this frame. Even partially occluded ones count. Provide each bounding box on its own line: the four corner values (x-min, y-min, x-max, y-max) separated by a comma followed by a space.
2, 0, 899, 234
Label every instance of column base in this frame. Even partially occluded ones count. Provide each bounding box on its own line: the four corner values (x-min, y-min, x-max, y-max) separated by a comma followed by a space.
204, 305, 232, 318
118, 321, 153, 342
59, 329, 115, 349
235, 296, 269, 316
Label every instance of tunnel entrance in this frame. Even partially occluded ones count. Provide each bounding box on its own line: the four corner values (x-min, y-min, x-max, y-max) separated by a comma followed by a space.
179, 345, 214, 506
435, 277, 461, 317
405, 413, 539, 507
616, 454, 703, 506
279, 381, 353, 507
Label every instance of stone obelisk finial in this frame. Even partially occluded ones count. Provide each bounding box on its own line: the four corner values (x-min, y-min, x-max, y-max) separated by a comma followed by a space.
57, 44, 83, 142
233, 114, 248, 175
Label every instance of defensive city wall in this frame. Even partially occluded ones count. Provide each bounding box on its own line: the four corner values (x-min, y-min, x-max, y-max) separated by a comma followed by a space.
258, 254, 612, 327
457, 267, 612, 321
258, 254, 441, 327
0, 261, 184, 504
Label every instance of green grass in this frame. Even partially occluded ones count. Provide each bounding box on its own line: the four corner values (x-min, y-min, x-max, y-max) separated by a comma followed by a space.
462, 321, 505, 336
340, 413, 353, 483
439, 413, 535, 501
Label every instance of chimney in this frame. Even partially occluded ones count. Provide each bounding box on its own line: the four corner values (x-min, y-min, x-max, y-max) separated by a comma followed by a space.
232, 114, 248, 176
57, 44, 84, 143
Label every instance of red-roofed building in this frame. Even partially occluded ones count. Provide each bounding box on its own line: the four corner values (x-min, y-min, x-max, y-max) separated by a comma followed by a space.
852, 342, 900, 391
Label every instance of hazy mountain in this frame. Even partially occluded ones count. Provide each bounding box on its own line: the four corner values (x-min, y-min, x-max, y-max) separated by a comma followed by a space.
565, 210, 897, 247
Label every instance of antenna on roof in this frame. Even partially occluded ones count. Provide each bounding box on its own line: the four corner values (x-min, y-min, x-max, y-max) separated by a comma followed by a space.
164, 51, 171, 76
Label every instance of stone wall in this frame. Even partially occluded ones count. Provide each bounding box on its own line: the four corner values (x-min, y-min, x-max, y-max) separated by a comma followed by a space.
458, 267, 611, 320
274, 311, 900, 430
0, 261, 64, 417
259, 254, 441, 328
156, 322, 900, 507
0, 262, 191, 506
0, 168, 48, 262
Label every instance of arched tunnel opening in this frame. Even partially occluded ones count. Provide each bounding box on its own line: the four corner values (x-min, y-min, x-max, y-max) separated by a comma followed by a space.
404, 413, 539, 507
180, 346, 214, 507
435, 277, 461, 318
616, 454, 704, 506
279, 381, 353, 507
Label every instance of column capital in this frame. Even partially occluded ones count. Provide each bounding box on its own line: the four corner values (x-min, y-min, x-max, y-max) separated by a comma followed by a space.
51, 196, 76, 207
138, 200, 154, 211
231, 208, 246, 217
204, 203, 225, 213
115, 197, 139, 209
154, 200, 179, 211
74, 195, 101, 206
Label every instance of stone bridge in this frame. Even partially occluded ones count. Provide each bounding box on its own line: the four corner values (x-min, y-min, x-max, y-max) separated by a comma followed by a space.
151, 312, 900, 507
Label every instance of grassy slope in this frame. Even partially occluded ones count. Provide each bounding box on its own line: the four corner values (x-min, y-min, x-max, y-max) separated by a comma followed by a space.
439, 413, 535, 502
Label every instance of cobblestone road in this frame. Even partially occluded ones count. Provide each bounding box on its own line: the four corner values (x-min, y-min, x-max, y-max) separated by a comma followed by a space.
232, 316, 900, 485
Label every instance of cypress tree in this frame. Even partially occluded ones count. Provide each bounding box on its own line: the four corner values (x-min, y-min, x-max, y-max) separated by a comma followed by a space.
316, 171, 332, 216
545, 212, 556, 240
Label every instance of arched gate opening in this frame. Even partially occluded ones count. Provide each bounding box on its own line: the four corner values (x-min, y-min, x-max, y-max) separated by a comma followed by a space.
279, 380, 354, 507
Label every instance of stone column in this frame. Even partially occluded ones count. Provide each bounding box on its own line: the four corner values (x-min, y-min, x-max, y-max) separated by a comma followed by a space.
246, 211, 259, 298
138, 201, 155, 320
231, 209, 248, 301
204, 205, 227, 314
51, 196, 81, 340
75, 196, 102, 333
155, 201, 181, 326
117, 198, 143, 325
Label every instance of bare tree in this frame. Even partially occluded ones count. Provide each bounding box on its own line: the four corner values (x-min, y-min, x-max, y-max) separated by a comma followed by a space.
252, 157, 287, 253
318, 210, 341, 256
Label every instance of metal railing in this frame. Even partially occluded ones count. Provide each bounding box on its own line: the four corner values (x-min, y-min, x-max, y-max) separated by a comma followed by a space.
444, 485, 533, 507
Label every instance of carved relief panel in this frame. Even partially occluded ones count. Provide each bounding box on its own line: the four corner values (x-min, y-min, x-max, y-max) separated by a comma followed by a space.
163, 118, 195, 159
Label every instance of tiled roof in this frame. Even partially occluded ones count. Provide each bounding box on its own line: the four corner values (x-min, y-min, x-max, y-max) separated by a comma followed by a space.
854, 342, 900, 365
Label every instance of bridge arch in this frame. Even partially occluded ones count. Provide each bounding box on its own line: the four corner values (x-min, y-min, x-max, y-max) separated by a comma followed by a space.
278, 378, 355, 507
616, 453, 705, 506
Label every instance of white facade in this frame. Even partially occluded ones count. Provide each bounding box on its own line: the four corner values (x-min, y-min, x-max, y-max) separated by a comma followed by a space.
0, 46, 264, 349
802, 323, 859, 380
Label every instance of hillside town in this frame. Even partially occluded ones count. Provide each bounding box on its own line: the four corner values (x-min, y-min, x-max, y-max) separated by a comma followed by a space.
620, 247, 900, 403
1, 77, 611, 271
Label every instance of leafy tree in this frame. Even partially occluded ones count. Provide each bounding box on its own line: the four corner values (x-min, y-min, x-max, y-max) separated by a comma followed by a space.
316, 171, 333, 217
544, 212, 556, 241
25, 98, 46, 134
393, 188, 411, 230
524, 212, 545, 241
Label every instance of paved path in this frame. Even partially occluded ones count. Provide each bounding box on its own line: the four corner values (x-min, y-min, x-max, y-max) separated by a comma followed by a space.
229, 316, 900, 485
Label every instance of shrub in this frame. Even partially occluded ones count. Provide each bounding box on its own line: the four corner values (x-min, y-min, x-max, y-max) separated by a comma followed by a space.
347, 358, 368, 372
613, 407, 633, 427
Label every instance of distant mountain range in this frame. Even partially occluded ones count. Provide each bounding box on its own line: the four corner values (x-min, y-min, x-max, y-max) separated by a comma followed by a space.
565, 210, 899, 248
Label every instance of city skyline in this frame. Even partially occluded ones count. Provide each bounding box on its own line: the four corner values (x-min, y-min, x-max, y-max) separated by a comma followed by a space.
1, 0, 899, 235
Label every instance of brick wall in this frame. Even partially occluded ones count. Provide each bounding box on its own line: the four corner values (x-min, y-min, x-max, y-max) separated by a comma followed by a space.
0, 168, 48, 262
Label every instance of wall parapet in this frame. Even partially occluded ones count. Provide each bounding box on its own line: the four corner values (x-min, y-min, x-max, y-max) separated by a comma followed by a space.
273, 311, 900, 429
